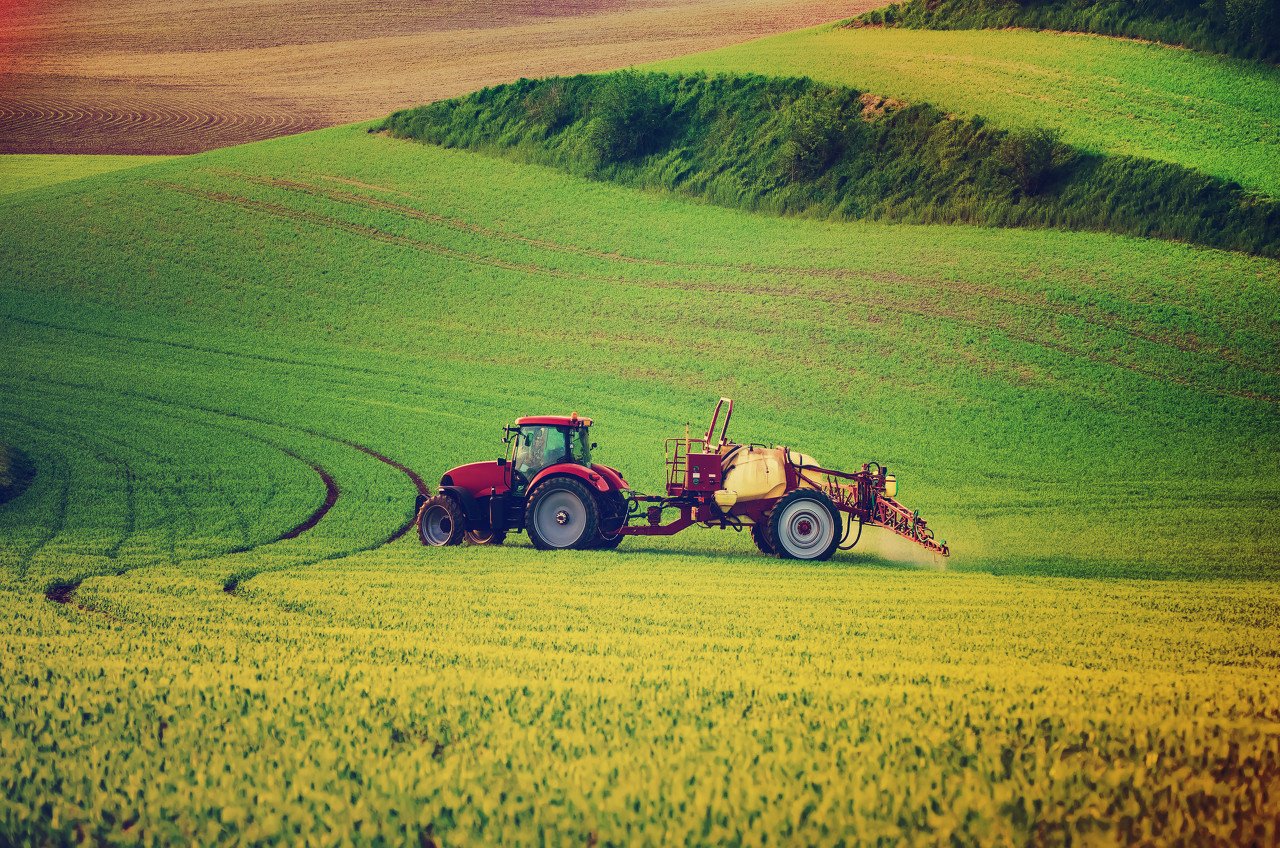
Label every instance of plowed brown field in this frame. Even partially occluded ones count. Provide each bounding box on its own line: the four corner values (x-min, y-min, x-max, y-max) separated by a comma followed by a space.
0, 0, 865, 154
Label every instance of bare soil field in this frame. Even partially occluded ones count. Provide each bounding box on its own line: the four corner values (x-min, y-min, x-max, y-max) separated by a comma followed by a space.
0, 0, 863, 154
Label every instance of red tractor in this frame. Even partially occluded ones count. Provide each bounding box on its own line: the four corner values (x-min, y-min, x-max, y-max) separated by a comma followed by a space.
416, 399, 949, 560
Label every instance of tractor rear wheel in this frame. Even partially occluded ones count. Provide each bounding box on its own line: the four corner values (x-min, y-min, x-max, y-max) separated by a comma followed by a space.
751, 520, 775, 555
526, 477, 600, 551
419, 495, 465, 546
768, 490, 840, 561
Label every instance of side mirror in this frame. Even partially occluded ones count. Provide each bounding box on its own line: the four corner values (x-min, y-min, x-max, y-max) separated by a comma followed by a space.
497, 457, 507, 467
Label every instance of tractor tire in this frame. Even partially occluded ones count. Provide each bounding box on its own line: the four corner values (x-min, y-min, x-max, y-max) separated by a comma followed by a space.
464, 528, 506, 545
751, 520, 775, 556
767, 489, 841, 561
419, 495, 465, 546
526, 477, 600, 551
591, 491, 628, 550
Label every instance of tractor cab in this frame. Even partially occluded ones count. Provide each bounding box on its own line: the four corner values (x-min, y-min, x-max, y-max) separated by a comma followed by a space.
505, 414, 593, 492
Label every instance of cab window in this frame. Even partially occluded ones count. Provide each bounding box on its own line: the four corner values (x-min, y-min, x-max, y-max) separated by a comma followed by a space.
514, 425, 569, 477
570, 427, 591, 466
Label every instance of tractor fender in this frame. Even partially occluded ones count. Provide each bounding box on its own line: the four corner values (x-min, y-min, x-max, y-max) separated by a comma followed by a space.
590, 463, 629, 491
527, 464, 612, 496
438, 485, 484, 528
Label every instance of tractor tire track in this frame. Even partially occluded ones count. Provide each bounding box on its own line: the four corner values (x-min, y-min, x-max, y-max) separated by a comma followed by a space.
188, 176, 1278, 382
7, 379, 338, 576
274, 458, 338, 541
8, 320, 432, 545
0, 411, 136, 578
12, 380, 276, 561
3, 313, 403, 385
0, 411, 139, 618
0, 417, 71, 581
632, 278, 1280, 406
13, 375, 427, 565
344, 442, 430, 543
297, 172, 1277, 374
157, 182, 595, 281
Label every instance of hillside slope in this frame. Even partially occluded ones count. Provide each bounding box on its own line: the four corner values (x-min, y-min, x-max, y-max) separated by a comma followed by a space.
1, 125, 1277, 583
650, 25, 1280, 195
0, 155, 175, 196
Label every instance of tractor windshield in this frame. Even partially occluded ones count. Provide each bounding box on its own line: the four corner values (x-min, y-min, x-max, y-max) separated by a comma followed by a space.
514, 425, 568, 478
513, 424, 591, 478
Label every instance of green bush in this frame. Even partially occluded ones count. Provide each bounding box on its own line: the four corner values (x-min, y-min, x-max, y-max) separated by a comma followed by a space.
996, 128, 1072, 195
523, 81, 574, 133
778, 91, 857, 180
579, 71, 672, 167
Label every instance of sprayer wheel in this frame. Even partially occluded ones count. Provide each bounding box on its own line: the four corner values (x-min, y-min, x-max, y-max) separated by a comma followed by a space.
767, 490, 841, 561
751, 519, 775, 556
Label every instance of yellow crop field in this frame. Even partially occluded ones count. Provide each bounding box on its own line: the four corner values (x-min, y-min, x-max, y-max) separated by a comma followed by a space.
3, 550, 1278, 844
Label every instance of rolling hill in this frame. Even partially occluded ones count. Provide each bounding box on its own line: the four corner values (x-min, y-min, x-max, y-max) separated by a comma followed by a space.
2, 13, 1279, 845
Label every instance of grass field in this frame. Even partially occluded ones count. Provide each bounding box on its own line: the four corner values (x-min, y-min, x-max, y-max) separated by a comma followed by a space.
650, 25, 1280, 195
0, 0, 864, 154
0, 154, 176, 196
1, 26, 1278, 841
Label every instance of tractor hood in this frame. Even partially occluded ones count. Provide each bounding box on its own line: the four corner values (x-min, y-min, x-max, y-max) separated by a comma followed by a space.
440, 461, 509, 496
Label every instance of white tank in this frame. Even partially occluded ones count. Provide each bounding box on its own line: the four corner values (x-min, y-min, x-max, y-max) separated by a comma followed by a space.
717, 445, 821, 503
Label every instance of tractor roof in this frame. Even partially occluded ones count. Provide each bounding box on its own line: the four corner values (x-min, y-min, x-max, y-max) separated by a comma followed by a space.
515, 414, 591, 428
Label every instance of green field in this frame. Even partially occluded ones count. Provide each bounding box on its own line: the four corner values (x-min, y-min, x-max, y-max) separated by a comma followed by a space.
2, 19, 1279, 843
650, 26, 1280, 195
0, 154, 176, 196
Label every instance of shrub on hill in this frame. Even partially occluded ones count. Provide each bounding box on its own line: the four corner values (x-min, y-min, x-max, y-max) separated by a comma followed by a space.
378, 72, 1279, 256
852, 0, 1279, 64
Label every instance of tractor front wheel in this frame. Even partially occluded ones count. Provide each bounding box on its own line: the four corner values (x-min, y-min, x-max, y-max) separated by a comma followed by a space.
768, 490, 840, 561
526, 477, 600, 551
419, 495, 465, 546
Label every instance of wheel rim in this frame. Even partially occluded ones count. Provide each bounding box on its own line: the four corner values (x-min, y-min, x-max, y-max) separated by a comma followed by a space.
533, 489, 587, 548
421, 505, 454, 546
776, 498, 835, 559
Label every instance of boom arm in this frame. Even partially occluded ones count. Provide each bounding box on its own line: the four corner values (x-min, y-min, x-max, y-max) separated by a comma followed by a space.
804, 460, 949, 556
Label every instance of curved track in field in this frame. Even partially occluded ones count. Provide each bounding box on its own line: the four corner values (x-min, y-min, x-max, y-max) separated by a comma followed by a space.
2, 372, 429, 605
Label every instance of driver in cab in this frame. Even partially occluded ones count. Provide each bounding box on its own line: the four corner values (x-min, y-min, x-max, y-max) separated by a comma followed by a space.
515, 428, 565, 478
